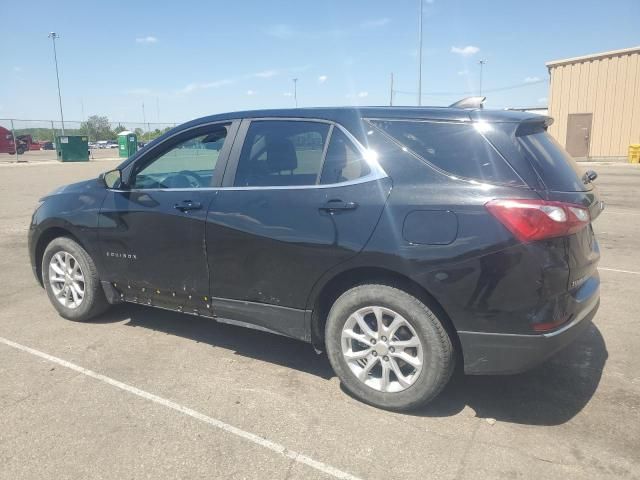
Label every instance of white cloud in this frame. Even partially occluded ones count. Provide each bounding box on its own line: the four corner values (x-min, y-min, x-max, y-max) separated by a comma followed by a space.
13, 66, 22, 72
457, 70, 469, 76
265, 24, 295, 39
360, 18, 390, 29
524, 76, 541, 83
425, 0, 435, 3
180, 79, 233, 94
254, 69, 278, 78
318, 75, 328, 84
246, 89, 256, 96
136, 36, 158, 44
451, 45, 479, 56
283, 92, 293, 97
537, 97, 548, 104
345, 91, 370, 102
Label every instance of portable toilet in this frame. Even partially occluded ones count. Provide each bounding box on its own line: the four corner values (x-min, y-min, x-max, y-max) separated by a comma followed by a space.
117, 131, 137, 158
56, 135, 89, 162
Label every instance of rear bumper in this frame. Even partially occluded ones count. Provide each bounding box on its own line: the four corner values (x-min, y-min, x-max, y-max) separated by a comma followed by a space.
459, 283, 600, 375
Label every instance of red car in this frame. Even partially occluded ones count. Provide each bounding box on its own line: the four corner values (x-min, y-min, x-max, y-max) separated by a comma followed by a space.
0, 126, 25, 155
17, 135, 42, 151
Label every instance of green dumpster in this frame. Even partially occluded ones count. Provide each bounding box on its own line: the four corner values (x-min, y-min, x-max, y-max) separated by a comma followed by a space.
56, 135, 89, 162
117, 131, 137, 158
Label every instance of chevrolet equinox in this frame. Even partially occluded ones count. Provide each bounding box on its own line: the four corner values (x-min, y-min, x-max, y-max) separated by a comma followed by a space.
29, 101, 602, 410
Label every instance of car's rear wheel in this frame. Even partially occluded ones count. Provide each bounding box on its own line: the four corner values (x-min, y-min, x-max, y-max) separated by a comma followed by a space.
325, 284, 454, 410
42, 237, 109, 321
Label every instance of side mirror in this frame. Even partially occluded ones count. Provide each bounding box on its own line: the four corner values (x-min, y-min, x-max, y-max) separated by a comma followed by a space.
99, 169, 123, 189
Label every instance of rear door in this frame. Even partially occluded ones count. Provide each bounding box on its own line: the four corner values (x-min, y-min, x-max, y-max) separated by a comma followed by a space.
205, 118, 392, 338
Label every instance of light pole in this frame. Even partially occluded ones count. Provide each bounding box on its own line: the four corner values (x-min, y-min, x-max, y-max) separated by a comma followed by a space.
142, 102, 148, 142
417, 0, 423, 106
478, 59, 487, 97
48, 32, 65, 135
292, 78, 298, 107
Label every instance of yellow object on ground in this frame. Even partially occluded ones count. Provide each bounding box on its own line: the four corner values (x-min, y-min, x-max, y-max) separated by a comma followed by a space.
629, 144, 640, 163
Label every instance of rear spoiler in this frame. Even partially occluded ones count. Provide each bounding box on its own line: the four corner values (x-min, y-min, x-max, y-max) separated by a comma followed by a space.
449, 96, 486, 109
515, 116, 555, 135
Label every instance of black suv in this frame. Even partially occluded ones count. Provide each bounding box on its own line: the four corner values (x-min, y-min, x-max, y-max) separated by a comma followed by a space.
29, 103, 602, 410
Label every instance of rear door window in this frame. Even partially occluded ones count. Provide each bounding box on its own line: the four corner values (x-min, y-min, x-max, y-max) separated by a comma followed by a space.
368, 120, 523, 185
320, 129, 371, 184
234, 120, 330, 187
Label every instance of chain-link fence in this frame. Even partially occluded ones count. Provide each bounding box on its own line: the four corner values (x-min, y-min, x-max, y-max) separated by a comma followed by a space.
0, 118, 179, 163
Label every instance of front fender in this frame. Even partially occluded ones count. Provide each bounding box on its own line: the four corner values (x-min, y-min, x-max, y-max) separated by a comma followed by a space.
29, 187, 107, 283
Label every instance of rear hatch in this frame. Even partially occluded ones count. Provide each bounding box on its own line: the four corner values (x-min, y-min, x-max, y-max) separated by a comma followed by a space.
498, 118, 602, 289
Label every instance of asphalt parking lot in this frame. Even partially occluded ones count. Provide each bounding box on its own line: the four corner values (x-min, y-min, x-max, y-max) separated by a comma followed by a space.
1, 160, 639, 479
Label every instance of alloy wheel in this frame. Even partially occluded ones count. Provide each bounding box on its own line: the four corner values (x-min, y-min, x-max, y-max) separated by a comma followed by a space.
48, 251, 85, 309
341, 306, 424, 393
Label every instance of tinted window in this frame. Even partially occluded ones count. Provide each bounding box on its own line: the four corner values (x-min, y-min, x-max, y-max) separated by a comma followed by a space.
320, 129, 370, 184
133, 125, 229, 189
517, 130, 587, 192
369, 120, 522, 185
234, 121, 330, 187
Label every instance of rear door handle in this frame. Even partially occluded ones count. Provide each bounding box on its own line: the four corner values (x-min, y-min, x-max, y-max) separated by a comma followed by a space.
174, 200, 202, 212
319, 199, 359, 212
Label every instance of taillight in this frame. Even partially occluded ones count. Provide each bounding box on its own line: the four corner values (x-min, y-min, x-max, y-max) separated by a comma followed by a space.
486, 199, 590, 242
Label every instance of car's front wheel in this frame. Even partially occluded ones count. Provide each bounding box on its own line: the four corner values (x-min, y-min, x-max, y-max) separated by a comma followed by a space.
42, 237, 109, 321
325, 284, 454, 411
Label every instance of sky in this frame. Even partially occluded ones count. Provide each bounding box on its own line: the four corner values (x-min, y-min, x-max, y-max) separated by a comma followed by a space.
1, 0, 639, 126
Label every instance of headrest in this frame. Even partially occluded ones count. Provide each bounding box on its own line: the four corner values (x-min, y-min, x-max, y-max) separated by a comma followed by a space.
266, 136, 297, 173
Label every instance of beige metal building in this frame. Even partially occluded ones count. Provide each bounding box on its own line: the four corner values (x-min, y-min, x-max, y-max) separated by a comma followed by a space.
546, 46, 640, 160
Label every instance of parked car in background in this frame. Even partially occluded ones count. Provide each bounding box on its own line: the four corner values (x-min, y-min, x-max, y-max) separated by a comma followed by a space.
17, 135, 43, 151
28, 101, 603, 410
0, 126, 25, 154
41, 141, 54, 150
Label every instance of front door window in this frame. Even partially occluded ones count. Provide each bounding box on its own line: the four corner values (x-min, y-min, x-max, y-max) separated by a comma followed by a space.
133, 124, 230, 189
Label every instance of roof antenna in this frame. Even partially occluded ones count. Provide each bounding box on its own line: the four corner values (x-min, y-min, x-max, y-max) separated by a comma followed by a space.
449, 96, 486, 109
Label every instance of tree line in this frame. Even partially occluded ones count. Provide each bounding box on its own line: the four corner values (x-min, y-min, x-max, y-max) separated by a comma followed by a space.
13, 115, 174, 142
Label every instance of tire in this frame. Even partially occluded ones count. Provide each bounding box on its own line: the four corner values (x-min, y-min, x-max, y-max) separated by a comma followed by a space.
42, 237, 109, 321
325, 284, 454, 411
17, 146, 25, 155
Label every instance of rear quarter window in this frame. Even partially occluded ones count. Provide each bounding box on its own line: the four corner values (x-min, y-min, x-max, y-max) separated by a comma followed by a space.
368, 120, 523, 186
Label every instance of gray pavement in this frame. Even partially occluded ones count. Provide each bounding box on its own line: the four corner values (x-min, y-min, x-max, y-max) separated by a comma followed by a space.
0, 160, 639, 479
0, 149, 120, 164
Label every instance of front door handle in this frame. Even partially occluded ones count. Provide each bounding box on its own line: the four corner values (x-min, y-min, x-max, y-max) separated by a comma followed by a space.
174, 200, 202, 212
319, 199, 359, 213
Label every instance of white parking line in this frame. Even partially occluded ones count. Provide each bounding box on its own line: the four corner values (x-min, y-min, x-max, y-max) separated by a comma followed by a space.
0, 336, 361, 480
600, 267, 640, 275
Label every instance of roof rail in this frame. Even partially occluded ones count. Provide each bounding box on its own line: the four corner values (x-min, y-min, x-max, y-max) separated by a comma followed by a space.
449, 96, 486, 109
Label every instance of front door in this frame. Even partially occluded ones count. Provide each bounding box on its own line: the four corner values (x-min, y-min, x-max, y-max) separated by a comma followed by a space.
566, 113, 592, 158
205, 119, 392, 338
98, 121, 237, 314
